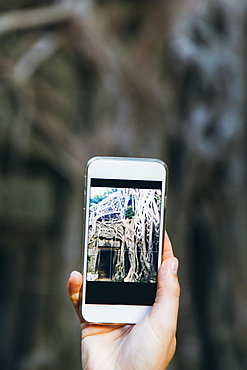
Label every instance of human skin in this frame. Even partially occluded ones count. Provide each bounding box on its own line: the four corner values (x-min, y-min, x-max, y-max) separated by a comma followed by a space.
67, 232, 180, 370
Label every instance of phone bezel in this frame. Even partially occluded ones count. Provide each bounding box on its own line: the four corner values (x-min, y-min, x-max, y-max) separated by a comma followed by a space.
81, 156, 168, 324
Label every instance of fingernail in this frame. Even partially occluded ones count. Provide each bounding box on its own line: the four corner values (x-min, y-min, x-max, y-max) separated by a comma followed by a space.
70, 270, 79, 278
171, 258, 179, 275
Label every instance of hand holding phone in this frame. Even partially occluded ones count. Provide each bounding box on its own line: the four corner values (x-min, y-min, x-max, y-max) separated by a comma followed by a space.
81, 157, 168, 324
68, 233, 180, 370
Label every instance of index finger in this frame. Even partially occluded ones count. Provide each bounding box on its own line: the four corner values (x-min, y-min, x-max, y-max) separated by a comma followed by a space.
162, 231, 174, 261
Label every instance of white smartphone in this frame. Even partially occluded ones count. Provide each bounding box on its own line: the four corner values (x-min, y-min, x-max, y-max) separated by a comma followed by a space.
81, 156, 168, 324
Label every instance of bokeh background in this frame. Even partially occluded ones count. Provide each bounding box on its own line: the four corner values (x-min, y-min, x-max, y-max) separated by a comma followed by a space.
1, 0, 247, 369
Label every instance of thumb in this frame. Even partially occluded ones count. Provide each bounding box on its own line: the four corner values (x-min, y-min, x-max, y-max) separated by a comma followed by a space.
150, 257, 180, 334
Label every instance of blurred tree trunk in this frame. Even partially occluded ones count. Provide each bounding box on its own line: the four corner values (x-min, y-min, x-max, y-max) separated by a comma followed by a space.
0, 0, 247, 369
166, 1, 247, 369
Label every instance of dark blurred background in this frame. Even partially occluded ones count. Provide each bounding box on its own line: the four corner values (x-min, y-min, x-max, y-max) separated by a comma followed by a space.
0, 0, 247, 369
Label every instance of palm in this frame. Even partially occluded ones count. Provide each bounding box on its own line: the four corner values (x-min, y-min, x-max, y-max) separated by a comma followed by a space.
81, 312, 173, 370
81, 324, 132, 369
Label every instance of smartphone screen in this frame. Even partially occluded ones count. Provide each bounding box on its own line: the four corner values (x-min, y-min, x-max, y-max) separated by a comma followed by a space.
85, 178, 163, 306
